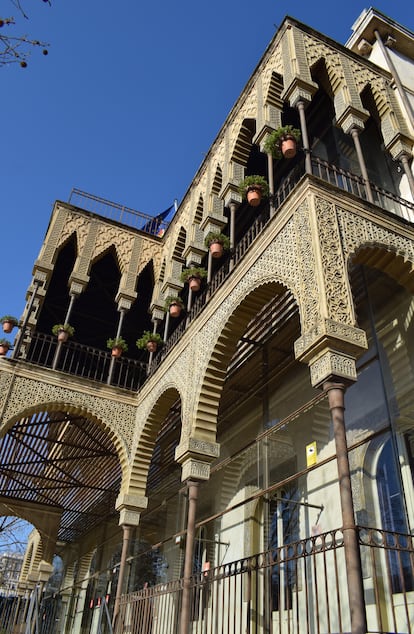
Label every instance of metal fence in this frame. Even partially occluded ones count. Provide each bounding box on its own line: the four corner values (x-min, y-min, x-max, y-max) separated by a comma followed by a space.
115, 526, 414, 634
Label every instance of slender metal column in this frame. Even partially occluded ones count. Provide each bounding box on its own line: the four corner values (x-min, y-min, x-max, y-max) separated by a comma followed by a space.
186, 288, 193, 327
52, 293, 77, 370
297, 100, 312, 174
350, 127, 374, 203
180, 480, 199, 634
267, 152, 275, 216
163, 311, 170, 341
112, 524, 133, 628
229, 202, 238, 272
107, 308, 126, 385
323, 381, 367, 634
400, 153, 414, 199
11, 279, 40, 360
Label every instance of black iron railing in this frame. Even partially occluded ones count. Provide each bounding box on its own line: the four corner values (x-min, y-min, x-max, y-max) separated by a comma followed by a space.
22, 332, 148, 392
68, 188, 170, 236
114, 526, 414, 634
311, 157, 414, 222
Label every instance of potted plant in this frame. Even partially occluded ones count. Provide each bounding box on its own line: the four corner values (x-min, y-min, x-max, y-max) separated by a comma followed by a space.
238, 175, 269, 207
0, 315, 18, 334
136, 331, 164, 353
164, 296, 185, 318
204, 232, 231, 259
107, 336, 128, 357
264, 125, 301, 159
180, 267, 208, 292
52, 323, 75, 343
0, 338, 11, 356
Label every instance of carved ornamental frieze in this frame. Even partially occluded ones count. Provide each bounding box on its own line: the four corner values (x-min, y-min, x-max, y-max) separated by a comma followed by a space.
0, 368, 135, 454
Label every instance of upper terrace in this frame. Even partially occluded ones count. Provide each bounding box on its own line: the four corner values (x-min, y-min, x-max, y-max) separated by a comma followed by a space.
4, 155, 414, 393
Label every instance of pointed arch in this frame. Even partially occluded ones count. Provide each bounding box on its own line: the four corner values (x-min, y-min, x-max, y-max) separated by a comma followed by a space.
195, 195, 204, 224
172, 227, 187, 260
129, 387, 182, 498
194, 283, 298, 441
211, 165, 223, 196
350, 245, 414, 293
231, 119, 256, 167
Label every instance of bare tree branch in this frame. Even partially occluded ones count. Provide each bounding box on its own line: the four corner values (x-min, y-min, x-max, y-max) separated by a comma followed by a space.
0, 0, 51, 67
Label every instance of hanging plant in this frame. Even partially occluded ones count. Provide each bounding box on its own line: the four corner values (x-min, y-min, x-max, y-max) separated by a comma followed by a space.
0, 338, 11, 356
264, 125, 301, 159
164, 296, 185, 318
238, 175, 269, 207
0, 315, 19, 334
136, 331, 164, 353
107, 336, 128, 357
180, 267, 207, 292
52, 323, 75, 342
204, 232, 230, 259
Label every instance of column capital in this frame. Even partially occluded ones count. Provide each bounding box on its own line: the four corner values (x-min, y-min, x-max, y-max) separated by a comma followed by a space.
385, 133, 414, 161
282, 77, 318, 108
294, 318, 367, 362
115, 493, 147, 527
336, 106, 369, 135
175, 436, 220, 483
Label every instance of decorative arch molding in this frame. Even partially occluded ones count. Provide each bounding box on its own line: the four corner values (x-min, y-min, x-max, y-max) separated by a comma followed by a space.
90, 226, 133, 275
0, 372, 133, 480
54, 214, 85, 259
195, 281, 293, 440
126, 386, 182, 499
337, 207, 414, 293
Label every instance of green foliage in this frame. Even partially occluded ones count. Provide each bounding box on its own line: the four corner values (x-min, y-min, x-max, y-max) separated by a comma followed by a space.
52, 323, 75, 337
238, 175, 269, 199
0, 315, 18, 325
263, 125, 301, 158
163, 296, 185, 312
204, 232, 230, 251
107, 336, 128, 352
136, 331, 164, 349
180, 267, 208, 283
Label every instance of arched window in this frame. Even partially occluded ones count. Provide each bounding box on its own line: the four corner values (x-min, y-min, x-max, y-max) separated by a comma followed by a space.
377, 438, 414, 593
268, 483, 299, 611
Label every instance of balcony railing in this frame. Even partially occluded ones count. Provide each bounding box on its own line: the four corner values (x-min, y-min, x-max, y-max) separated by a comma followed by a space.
114, 526, 414, 634
21, 332, 148, 391
311, 157, 414, 223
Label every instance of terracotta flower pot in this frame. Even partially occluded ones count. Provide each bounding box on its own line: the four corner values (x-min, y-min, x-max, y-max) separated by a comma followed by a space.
189, 276, 201, 292
246, 187, 262, 207
169, 303, 182, 318
2, 321, 14, 334
281, 137, 297, 159
209, 241, 224, 259
146, 341, 157, 353
111, 346, 123, 357
0, 344, 10, 356
57, 329, 69, 343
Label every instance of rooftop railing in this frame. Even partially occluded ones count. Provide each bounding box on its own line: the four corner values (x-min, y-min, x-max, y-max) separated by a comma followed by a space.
68, 188, 171, 236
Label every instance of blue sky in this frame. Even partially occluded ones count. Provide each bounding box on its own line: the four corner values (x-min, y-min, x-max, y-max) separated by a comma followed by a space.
1, 0, 413, 325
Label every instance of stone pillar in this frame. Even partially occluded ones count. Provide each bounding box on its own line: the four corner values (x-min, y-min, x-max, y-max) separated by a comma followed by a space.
175, 437, 220, 634
296, 336, 369, 634
323, 381, 367, 634
113, 494, 147, 627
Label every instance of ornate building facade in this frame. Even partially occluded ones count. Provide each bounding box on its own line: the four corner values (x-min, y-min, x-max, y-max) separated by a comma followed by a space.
0, 8, 414, 634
